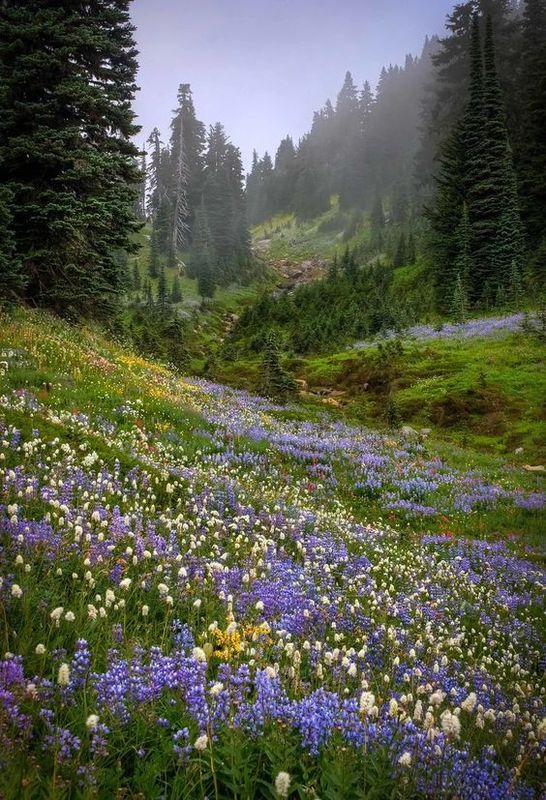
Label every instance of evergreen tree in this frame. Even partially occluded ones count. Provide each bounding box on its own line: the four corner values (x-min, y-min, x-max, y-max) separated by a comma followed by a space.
482, 15, 524, 286
132, 260, 141, 292
393, 232, 407, 267
190, 204, 216, 299
146, 128, 164, 218
454, 202, 472, 289
169, 84, 205, 254
144, 279, 154, 309
165, 316, 190, 370
203, 123, 250, 281
157, 264, 169, 314
171, 274, 182, 304
370, 193, 385, 249
516, 0, 546, 249
0, 185, 23, 303
450, 271, 468, 321
462, 13, 495, 299
260, 331, 296, 402
148, 228, 160, 279
0, 0, 141, 315
406, 232, 417, 264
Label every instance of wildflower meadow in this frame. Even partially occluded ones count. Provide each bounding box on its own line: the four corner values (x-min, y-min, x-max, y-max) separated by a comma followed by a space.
0, 311, 544, 799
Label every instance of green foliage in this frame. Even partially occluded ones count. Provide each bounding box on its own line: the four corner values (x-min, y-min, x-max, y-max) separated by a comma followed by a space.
0, 0, 141, 315
0, 184, 24, 303
385, 395, 402, 429
517, 0, 546, 250
429, 13, 527, 309
450, 272, 468, 322
230, 258, 418, 356
260, 331, 296, 401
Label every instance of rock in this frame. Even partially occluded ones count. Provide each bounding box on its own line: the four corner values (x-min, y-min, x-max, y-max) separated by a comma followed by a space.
295, 379, 308, 391
523, 464, 545, 473
322, 397, 341, 408
329, 389, 347, 398
514, 447, 524, 455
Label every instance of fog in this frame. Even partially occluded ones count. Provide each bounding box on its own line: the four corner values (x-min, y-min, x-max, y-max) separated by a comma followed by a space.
130, 0, 455, 169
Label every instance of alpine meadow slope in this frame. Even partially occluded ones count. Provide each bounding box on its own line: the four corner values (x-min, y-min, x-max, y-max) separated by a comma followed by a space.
0, 309, 545, 798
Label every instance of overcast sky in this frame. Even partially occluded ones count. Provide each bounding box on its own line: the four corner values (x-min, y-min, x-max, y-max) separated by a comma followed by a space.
130, 0, 455, 170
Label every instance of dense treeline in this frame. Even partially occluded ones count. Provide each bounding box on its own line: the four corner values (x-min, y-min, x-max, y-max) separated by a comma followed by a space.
246, 0, 545, 320
0, 0, 142, 315
247, 38, 438, 224
229, 249, 427, 356
145, 86, 252, 298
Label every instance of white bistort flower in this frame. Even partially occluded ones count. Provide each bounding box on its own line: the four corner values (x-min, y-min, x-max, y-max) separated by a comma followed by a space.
441, 710, 461, 740
57, 663, 70, 686
194, 733, 208, 751
274, 771, 291, 798
86, 714, 99, 731
359, 691, 375, 715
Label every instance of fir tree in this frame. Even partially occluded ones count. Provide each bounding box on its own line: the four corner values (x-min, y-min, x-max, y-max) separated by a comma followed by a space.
508, 259, 523, 309
165, 316, 190, 370
260, 331, 296, 402
0, 185, 23, 303
406, 232, 417, 264
132, 260, 141, 292
148, 228, 160, 279
393, 232, 407, 267
171, 274, 182, 304
0, 0, 142, 314
450, 272, 468, 322
190, 204, 216, 299
157, 264, 169, 314
146, 128, 164, 218
454, 202, 472, 289
370, 193, 385, 249
482, 15, 524, 286
517, 0, 546, 248
462, 12, 495, 299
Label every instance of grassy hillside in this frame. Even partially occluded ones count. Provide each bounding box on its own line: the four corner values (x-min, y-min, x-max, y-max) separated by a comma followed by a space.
0, 308, 544, 798
216, 319, 546, 461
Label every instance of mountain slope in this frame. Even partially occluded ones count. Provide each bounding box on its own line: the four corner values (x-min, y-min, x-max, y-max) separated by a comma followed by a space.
0, 309, 544, 798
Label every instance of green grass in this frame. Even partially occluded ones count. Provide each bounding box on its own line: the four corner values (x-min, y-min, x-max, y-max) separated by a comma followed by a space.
213, 329, 546, 463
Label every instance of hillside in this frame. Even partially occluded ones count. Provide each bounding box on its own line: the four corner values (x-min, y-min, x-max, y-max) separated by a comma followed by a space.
0, 309, 544, 798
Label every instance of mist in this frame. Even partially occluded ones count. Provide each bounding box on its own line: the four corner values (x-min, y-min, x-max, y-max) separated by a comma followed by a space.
130, 0, 455, 168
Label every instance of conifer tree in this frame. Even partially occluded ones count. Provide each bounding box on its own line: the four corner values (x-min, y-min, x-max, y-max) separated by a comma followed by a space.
370, 193, 385, 249
454, 202, 472, 289
148, 228, 160, 279
146, 128, 164, 218
165, 316, 190, 370
517, 0, 546, 248
462, 13, 495, 298
406, 232, 417, 264
0, 0, 141, 314
190, 204, 216, 299
0, 185, 23, 303
157, 264, 169, 314
482, 15, 524, 286
132, 260, 141, 292
393, 232, 407, 267
260, 331, 296, 402
450, 272, 468, 321
171, 274, 182, 304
